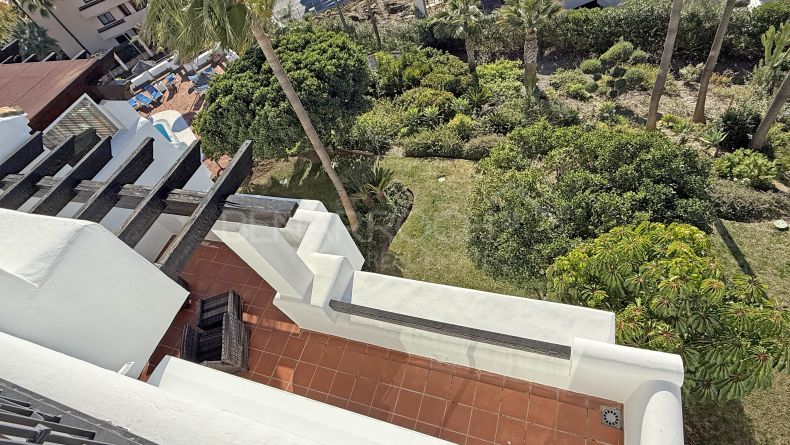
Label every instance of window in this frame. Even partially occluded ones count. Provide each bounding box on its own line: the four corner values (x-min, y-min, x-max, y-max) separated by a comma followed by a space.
97, 12, 116, 26
115, 34, 129, 45
118, 3, 133, 15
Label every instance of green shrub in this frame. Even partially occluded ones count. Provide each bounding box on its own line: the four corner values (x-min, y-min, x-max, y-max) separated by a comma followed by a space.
373, 47, 471, 97
549, 68, 589, 91
680, 63, 704, 83
566, 83, 592, 100
628, 49, 648, 64
580, 58, 603, 75
478, 60, 525, 104
660, 113, 690, 134
599, 40, 635, 68
447, 114, 480, 140
463, 134, 506, 161
547, 221, 790, 401
397, 87, 456, 117
623, 63, 655, 90
715, 149, 779, 190
710, 178, 790, 221
469, 122, 714, 279
349, 100, 407, 154
481, 101, 527, 134
718, 105, 762, 150
767, 124, 790, 178
194, 23, 369, 158
401, 127, 464, 158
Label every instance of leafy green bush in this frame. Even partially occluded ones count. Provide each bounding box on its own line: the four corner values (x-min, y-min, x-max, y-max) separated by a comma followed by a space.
397, 87, 457, 118
401, 126, 464, 158
580, 58, 603, 75
715, 149, 779, 190
680, 63, 704, 83
550, 69, 592, 100
628, 49, 648, 64
463, 134, 506, 160
767, 124, 790, 179
478, 60, 525, 104
481, 101, 527, 134
660, 113, 690, 134
718, 105, 763, 151
710, 178, 790, 221
193, 23, 369, 159
469, 122, 714, 278
373, 47, 471, 97
348, 100, 407, 154
447, 114, 481, 140
547, 221, 790, 401
599, 39, 635, 68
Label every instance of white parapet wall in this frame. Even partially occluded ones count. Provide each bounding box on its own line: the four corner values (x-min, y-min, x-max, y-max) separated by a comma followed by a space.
0, 210, 187, 378
148, 356, 450, 445
213, 202, 686, 445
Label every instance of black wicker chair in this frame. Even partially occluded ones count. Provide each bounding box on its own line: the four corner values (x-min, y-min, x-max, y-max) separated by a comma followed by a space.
180, 313, 249, 373
198, 290, 242, 330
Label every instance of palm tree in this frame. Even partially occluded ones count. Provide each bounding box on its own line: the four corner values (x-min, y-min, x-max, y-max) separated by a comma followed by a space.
750, 70, 790, 150
430, 0, 485, 77
693, 0, 736, 123
496, 0, 562, 101
143, 0, 360, 231
647, 0, 684, 130
14, 0, 89, 53
11, 20, 59, 59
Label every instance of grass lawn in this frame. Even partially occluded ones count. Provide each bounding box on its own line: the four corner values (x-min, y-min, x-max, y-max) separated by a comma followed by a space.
683, 219, 790, 445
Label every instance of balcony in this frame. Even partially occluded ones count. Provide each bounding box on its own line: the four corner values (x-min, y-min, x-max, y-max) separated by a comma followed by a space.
78, 0, 130, 19
97, 8, 145, 39
97, 17, 125, 34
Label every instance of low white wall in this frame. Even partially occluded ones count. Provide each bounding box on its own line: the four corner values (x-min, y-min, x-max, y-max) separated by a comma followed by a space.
149, 356, 450, 445
0, 332, 325, 445
625, 381, 684, 445
0, 114, 32, 160
0, 210, 186, 378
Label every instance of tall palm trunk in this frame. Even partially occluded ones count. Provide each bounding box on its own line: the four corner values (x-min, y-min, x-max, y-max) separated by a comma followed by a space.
647, 0, 684, 130
464, 37, 477, 77
523, 27, 538, 101
693, 0, 735, 123
335, 1, 350, 34
365, 0, 381, 49
750, 70, 790, 150
250, 18, 359, 232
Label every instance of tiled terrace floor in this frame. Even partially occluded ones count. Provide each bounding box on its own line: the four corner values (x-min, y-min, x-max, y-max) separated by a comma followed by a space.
145, 241, 624, 445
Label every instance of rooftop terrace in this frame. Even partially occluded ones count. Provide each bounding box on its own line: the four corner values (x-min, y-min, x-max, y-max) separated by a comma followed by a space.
146, 241, 624, 445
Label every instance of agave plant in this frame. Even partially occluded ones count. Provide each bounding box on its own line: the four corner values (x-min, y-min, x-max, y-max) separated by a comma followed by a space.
700, 125, 728, 157
547, 221, 790, 402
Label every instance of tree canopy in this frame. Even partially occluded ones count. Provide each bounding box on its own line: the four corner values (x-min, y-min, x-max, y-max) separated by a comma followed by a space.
193, 23, 370, 159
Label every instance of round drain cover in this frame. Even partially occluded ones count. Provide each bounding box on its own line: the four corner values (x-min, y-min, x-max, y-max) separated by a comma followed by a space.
601, 406, 622, 429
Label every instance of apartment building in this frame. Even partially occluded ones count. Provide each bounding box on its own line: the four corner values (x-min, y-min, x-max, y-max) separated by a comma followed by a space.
23, 0, 152, 58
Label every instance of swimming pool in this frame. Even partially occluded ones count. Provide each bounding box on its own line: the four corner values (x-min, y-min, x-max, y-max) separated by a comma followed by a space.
154, 122, 172, 142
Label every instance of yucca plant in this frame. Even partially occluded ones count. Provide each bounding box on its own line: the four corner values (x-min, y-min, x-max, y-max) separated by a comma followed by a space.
547, 222, 790, 401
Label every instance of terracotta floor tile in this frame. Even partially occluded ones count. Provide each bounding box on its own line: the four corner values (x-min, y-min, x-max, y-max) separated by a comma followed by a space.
556, 402, 587, 437
326, 395, 348, 409
525, 423, 555, 445
586, 410, 621, 445
416, 421, 442, 437
387, 350, 409, 363
247, 348, 263, 372
402, 364, 430, 392
555, 431, 586, 445
307, 389, 328, 402
557, 391, 589, 409
292, 362, 317, 388
408, 355, 432, 369
371, 383, 399, 412
475, 381, 503, 413
349, 377, 377, 406
444, 403, 472, 434
310, 366, 336, 394
449, 376, 477, 406
273, 357, 296, 383
255, 352, 279, 376
467, 438, 495, 445
495, 416, 526, 445
391, 414, 417, 429
380, 359, 407, 386
338, 350, 364, 376
440, 427, 467, 444
263, 331, 289, 355
394, 388, 423, 418
531, 383, 559, 400
308, 332, 330, 344
501, 388, 529, 420
418, 395, 448, 426
358, 355, 384, 380
318, 346, 344, 369
330, 371, 356, 399
347, 401, 370, 415
250, 373, 270, 385
300, 341, 325, 365
346, 340, 369, 353
218, 264, 251, 285
368, 407, 392, 422
431, 361, 455, 375
468, 408, 498, 441
282, 336, 307, 361
425, 370, 454, 399
528, 396, 558, 429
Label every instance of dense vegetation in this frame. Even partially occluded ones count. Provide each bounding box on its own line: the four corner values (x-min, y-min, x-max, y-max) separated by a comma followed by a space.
194, 23, 370, 159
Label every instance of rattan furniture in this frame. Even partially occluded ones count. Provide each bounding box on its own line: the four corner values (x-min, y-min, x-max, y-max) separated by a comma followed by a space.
198, 290, 242, 330
180, 313, 248, 373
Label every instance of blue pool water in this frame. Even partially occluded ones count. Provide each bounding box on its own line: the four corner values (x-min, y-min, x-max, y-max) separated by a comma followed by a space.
154, 123, 172, 142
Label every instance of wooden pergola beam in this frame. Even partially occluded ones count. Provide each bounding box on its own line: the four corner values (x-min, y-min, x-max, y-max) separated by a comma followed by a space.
0, 136, 75, 210
157, 140, 253, 280
73, 137, 154, 222
116, 140, 202, 248
0, 132, 44, 179
30, 137, 112, 216
0, 175, 297, 226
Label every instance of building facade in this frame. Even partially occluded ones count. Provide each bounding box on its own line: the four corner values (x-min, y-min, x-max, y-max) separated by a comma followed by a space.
22, 0, 150, 58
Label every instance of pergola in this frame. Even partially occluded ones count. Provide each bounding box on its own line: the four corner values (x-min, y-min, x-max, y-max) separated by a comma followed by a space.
0, 131, 297, 281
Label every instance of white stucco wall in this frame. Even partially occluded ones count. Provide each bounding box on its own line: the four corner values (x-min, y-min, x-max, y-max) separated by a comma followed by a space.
0, 210, 186, 378
0, 332, 330, 445
149, 356, 450, 445
0, 114, 33, 160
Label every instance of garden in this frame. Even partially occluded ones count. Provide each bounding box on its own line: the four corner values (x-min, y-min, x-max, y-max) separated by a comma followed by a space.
149, 0, 790, 442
